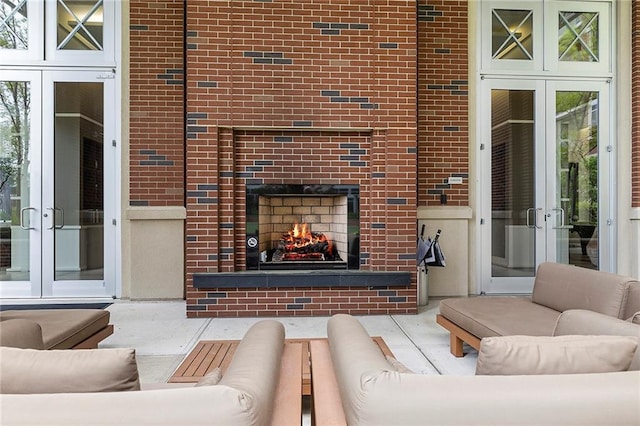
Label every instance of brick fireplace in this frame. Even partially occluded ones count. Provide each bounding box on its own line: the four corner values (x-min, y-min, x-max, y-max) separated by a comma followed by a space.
185, 1, 417, 317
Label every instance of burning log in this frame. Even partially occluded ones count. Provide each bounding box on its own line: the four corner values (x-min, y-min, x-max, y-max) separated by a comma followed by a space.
273, 223, 342, 262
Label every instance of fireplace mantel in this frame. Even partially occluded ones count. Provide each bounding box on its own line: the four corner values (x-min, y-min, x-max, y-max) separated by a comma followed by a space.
218, 126, 380, 132
193, 270, 411, 289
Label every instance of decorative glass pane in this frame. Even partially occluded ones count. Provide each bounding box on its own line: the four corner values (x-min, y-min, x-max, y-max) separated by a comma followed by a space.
491, 9, 533, 60
558, 12, 599, 62
57, 0, 103, 51
0, 0, 28, 50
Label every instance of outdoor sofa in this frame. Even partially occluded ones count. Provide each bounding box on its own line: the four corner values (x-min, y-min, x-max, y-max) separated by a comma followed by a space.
312, 313, 640, 425
437, 262, 640, 356
0, 319, 301, 426
0, 308, 113, 349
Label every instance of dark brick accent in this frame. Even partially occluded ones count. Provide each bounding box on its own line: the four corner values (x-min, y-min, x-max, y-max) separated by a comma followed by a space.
197, 81, 218, 87
274, 136, 293, 142
129, 200, 149, 206
294, 297, 312, 303
197, 184, 218, 190
387, 198, 407, 205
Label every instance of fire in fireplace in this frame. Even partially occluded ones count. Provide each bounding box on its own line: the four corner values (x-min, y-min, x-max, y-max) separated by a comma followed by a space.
273, 222, 343, 262
246, 184, 360, 270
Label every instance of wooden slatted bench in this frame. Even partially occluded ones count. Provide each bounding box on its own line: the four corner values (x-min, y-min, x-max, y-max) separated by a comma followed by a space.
169, 336, 392, 396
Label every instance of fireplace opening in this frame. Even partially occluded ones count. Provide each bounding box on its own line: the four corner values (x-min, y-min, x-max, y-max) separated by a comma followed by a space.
246, 185, 359, 270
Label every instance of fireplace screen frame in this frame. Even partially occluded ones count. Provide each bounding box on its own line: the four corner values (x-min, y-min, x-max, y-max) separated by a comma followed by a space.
246, 184, 360, 270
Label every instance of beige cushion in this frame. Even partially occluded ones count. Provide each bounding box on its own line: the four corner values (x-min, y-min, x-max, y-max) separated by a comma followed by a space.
327, 314, 640, 425
532, 262, 637, 318
553, 309, 640, 370
0, 319, 45, 349
195, 367, 223, 386
623, 281, 640, 320
385, 355, 414, 374
0, 347, 140, 394
0, 309, 110, 349
438, 296, 560, 338
476, 335, 638, 375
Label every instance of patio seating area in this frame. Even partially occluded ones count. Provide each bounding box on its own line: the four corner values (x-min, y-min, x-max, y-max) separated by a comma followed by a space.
100, 299, 478, 385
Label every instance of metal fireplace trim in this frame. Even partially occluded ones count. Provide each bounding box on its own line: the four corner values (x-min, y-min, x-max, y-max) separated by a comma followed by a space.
246, 184, 360, 270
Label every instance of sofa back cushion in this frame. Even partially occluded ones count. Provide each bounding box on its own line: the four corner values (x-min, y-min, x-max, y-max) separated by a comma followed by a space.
217, 320, 285, 426
0, 347, 140, 394
623, 281, 640, 320
553, 309, 640, 370
532, 262, 637, 318
327, 314, 408, 425
476, 335, 638, 375
0, 319, 45, 349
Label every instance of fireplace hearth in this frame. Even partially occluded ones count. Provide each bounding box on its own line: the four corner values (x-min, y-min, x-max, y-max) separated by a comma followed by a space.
246, 184, 359, 270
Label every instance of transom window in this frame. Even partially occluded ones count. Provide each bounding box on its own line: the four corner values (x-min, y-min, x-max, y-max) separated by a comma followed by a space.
56, 0, 104, 51
0, 0, 114, 66
482, 1, 611, 76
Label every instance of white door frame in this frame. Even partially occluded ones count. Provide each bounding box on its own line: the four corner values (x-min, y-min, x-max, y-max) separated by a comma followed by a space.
41, 70, 116, 298
479, 77, 612, 294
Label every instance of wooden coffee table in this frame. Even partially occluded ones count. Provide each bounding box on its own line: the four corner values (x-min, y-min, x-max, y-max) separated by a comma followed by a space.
169, 336, 393, 395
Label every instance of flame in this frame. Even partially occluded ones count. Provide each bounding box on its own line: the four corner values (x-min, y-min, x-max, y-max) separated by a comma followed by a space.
284, 223, 327, 249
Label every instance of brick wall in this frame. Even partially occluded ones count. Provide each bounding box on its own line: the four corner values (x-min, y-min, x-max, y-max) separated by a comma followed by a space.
129, 0, 184, 207
417, 0, 469, 207
633, 1, 640, 208
185, 0, 418, 317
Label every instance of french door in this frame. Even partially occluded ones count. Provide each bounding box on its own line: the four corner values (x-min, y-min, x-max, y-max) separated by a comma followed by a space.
480, 78, 611, 293
0, 70, 115, 298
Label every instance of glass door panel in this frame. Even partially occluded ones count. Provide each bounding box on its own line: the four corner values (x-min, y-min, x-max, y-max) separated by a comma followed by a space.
481, 79, 546, 294
53, 82, 104, 281
490, 89, 536, 278
0, 71, 41, 297
549, 82, 609, 272
42, 71, 114, 297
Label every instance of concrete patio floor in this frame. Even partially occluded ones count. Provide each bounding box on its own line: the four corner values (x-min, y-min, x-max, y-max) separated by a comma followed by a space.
101, 298, 478, 384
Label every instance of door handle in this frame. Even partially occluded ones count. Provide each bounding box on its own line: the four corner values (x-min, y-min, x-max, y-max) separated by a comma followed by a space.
551, 207, 566, 229
526, 208, 535, 229
46, 207, 65, 230
534, 208, 543, 229
20, 207, 36, 230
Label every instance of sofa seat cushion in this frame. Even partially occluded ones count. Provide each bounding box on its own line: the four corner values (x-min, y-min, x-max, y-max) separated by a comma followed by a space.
0, 319, 45, 349
476, 335, 638, 375
0, 347, 140, 394
439, 297, 560, 339
0, 309, 110, 349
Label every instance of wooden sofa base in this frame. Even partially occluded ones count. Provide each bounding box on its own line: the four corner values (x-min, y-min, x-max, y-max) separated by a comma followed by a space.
436, 314, 481, 357
271, 342, 303, 426
71, 324, 115, 349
